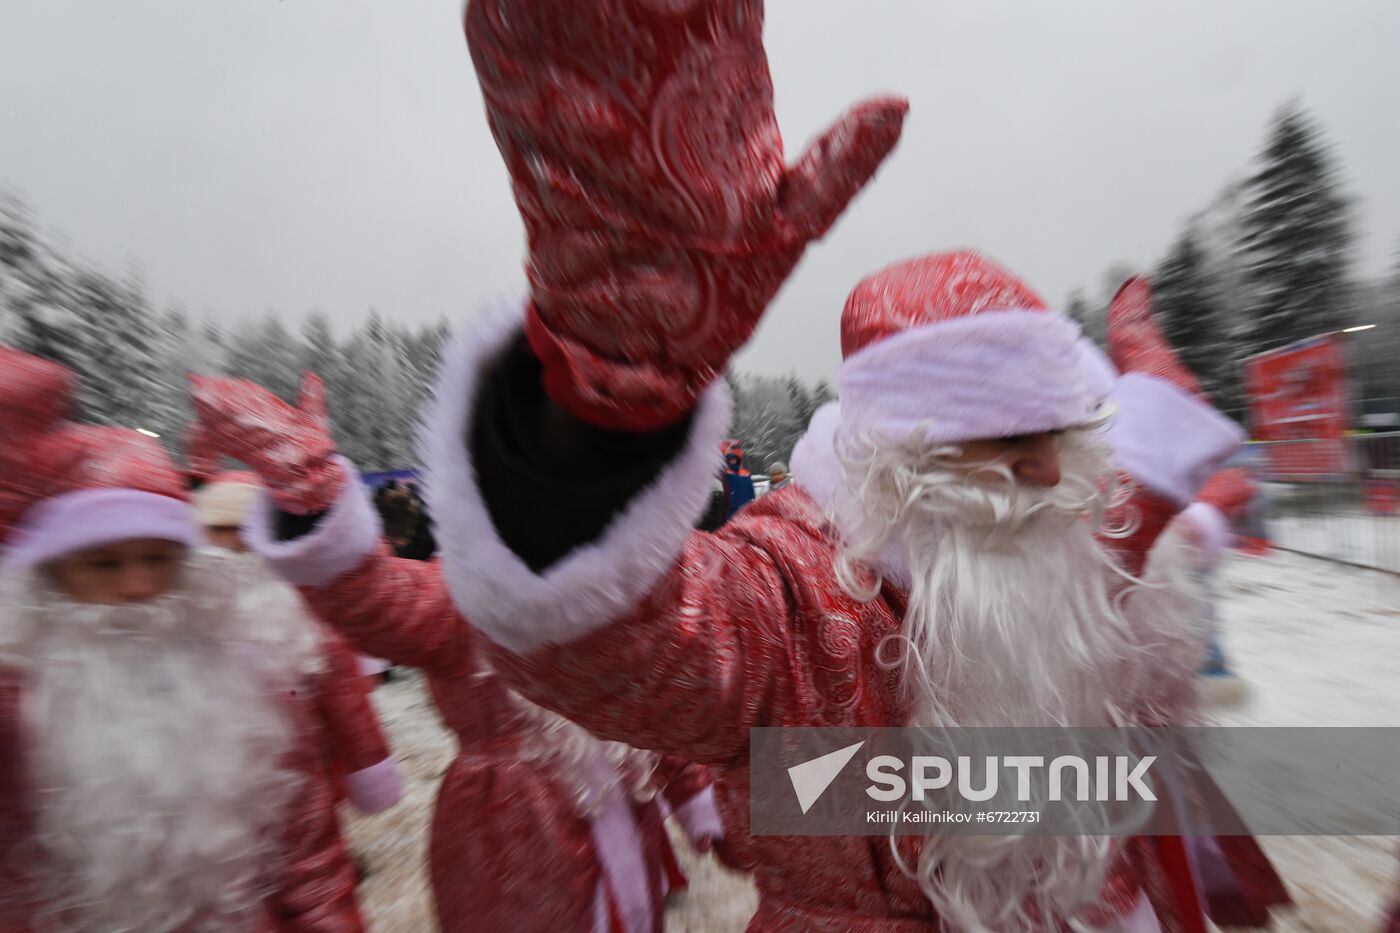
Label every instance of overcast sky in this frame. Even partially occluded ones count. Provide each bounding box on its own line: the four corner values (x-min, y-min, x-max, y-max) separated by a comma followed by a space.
2, 1, 1397, 382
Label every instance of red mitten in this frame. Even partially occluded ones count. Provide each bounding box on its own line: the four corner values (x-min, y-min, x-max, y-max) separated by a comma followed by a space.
1194, 468, 1256, 521
1107, 277, 1203, 398
188, 372, 344, 514
466, 0, 907, 431
184, 419, 223, 486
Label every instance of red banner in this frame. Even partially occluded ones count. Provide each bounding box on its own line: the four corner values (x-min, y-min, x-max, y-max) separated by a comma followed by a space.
1244, 335, 1350, 478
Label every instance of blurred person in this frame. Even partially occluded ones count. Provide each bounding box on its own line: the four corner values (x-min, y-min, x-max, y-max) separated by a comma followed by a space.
440, 233, 1291, 930
767, 461, 791, 491
720, 441, 756, 520
196, 4, 1285, 930
374, 480, 413, 550
193, 472, 401, 818
395, 495, 438, 561
188, 376, 716, 932
1172, 468, 1257, 705
697, 478, 728, 532
0, 348, 364, 932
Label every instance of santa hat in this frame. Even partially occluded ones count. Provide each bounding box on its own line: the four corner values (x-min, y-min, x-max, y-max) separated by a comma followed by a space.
194, 472, 263, 528
836, 250, 1113, 450
0, 347, 200, 573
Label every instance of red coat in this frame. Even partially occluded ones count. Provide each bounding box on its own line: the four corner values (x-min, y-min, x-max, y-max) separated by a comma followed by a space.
272, 540, 680, 932
303, 628, 392, 807
476, 484, 1198, 931
0, 667, 363, 933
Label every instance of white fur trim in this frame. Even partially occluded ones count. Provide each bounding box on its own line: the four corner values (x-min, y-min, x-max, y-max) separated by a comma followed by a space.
345, 756, 402, 814
194, 480, 261, 528
837, 309, 1106, 449
421, 299, 732, 654
244, 458, 382, 587
588, 778, 653, 933
1180, 501, 1231, 565
670, 786, 725, 846
1078, 337, 1120, 401
2, 489, 201, 573
1105, 374, 1244, 507
789, 401, 843, 516
788, 400, 910, 586
592, 880, 610, 933
356, 654, 392, 677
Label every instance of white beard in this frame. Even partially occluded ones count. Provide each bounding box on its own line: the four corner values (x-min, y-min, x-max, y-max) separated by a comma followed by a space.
0, 549, 324, 932
834, 427, 1203, 932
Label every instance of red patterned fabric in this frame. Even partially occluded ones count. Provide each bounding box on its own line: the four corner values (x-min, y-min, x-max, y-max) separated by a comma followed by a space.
0, 348, 70, 440
1, 348, 188, 545
1107, 278, 1203, 399
184, 420, 224, 485
840, 250, 1049, 358
189, 374, 344, 515
464, 0, 907, 431
308, 629, 391, 784
1194, 469, 1256, 522
651, 756, 713, 814
292, 546, 671, 932
482, 482, 1201, 931
0, 669, 363, 933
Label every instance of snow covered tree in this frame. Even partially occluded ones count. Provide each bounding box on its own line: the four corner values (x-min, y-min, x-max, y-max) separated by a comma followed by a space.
298, 312, 337, 382
726, 372, 833, 473
190, 320, 229, 376
1153, 231, 1231, 407
149, 304, 197, 451
225, 314, 302, 402
1238, 103, 1355, 351
0, 197, 83, 368
59, 268, 160, 429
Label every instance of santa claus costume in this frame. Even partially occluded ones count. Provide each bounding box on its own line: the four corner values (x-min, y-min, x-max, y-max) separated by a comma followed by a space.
268, 3, 1289, 927
188, 372, 721, 931
194, 473, 401, 819
0, 348, 364, 932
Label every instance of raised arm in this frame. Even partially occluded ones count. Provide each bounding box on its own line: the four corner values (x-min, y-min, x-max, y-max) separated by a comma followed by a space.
430, 0, 906, 762
419, 313, 811, 765
189, 375, 474, 675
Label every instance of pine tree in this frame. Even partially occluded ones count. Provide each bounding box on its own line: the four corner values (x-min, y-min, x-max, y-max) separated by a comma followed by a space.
1239, 103, 1354, 351
0, 197, 84, 368
1153, 231, 1230, 406
226, 314, 302, 402
785, 374, 815, 425
62, 267, 158, 427
299, 312, 337, 382
149, 304, 196, 450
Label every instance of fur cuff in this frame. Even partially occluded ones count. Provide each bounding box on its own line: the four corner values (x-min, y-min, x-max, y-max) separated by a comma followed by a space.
1180, 501, 1231, 565
1106, 374, 1243, 508
345, 756, 402, 815
422, 300, 732, 655
244, 458, 381, 587
670, 786, 725, 847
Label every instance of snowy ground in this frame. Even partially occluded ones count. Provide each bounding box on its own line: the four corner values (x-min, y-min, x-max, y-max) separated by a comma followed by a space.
344, 549, 1400, 931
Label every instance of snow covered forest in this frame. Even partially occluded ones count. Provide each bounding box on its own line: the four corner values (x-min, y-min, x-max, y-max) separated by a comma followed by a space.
1064, 101, 1400, 421
3, 101, 1398, 471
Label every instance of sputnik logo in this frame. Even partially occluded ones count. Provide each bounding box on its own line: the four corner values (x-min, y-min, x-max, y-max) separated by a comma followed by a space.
788, 741, 865, 814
